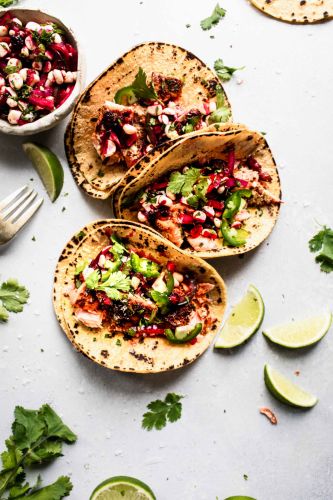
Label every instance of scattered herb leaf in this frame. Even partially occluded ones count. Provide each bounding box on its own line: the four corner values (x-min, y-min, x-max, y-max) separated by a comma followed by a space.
214, 58, 244, 82
309, 225, 333, 273
0, 404, 76, 499
142, 393, 183, 431
200, 3, 226, 30
0, 279, 29, 323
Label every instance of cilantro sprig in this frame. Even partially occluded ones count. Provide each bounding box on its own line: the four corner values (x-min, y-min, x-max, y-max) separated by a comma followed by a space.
142, 393, 183, 431
309, 225, 333, 273
214, 58, 244, 82
208, 84, 231, 124
167, 168, 201, 197
0, 279, 29, 323
0, 404, 77, 499
200, 3, 226, 31
86, 270, 131, 300
114, 68, 159, 105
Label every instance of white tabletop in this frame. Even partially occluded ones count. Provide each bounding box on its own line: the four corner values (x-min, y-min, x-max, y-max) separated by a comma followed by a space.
1, 0, 333, 498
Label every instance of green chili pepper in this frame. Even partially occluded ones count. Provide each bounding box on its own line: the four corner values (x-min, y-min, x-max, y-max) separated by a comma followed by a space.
130, 253, 160, 278
165, 271, 174, 295
236, 188, 252, 198
223, 191, 241, 219
114, 86, 137, 105
165, 323, 202, 344
221, 220, 249, 247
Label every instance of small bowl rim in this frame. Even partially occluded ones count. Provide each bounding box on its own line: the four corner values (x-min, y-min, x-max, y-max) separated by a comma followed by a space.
0, 7, 85, 136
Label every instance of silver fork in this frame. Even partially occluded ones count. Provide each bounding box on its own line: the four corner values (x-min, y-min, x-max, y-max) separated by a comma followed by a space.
0, 185, 43, 245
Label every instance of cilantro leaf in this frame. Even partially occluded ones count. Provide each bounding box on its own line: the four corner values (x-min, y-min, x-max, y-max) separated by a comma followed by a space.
0, 279, 29, 321
98, 271, 131, 292
97, 271, 131, 300
0, 404, 76, 498
115, 68, 159, 104
167, 171, 184, 194
85, 270, 100, 289
142, 393, 183, 431
200, 3, 226, 30
167, 168, 201, 196
0, 305, 9, 322
309, 228, 326, 252
74, 261, 87, 276
194, 177, 209, 202
0, 0, 16, 7
12, 407, 45, 451
22, 476, 72, 499
150, 290, 170, 314
309, 226, 333, 273
40, 405, 77, 443
182, 169, 201, 196
214, 58, 244, 82
208, 85, 231, 124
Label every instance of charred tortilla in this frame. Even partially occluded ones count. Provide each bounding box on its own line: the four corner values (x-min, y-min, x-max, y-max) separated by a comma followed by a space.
53, 220, 227, 373
115, 129, 281, 259
249, 0, 333, 23
66, 42, 231, 199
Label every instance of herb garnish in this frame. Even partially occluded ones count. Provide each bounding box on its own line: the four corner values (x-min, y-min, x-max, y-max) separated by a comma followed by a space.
0, 404, 77, 498
167, 168, 201, 196
208, 84, 231, 124
142, 393, 183, 431
214, 58, 244, 82
114, 67, 159, 104
200, 3, 226, 30
86, 270, 131, 300
0, 279, 29, 323
309, 225, 333, 273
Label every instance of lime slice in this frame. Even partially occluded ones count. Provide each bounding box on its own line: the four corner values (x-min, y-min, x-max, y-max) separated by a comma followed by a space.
263, 311, 332, 348
224, 497, 256, 500
264, 363, 318, 408
23, 142, 64, 202
215, 284, 264, 348
90, 476, 156, 500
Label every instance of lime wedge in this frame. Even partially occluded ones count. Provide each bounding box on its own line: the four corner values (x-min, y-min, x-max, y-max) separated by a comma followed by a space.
264, 363, 318, 408
23, 142, 64, 202
263, 311, 332, 348
90, 476, 156, 500
215, 284, 264, 348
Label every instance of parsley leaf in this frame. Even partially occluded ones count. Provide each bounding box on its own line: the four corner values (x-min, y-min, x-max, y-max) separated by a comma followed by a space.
0, 279, 29, 322
167, 168, 201, 196
200, 3, 226, 31
0, 404, 76, 498
214, 58, 244, 82
142, 393, 183, 431
309, 226, 333, 273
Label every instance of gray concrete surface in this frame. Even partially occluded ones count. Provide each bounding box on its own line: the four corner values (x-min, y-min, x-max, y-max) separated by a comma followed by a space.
1, 0, 333, 498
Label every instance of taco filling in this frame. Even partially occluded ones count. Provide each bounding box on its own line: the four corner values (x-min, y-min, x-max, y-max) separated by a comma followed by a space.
67, 233, 215, 344
135, 151, 281, 251
92, 67, 229, 167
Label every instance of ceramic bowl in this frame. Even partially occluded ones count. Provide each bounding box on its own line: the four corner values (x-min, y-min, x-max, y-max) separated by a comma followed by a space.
0, 8, 84, 136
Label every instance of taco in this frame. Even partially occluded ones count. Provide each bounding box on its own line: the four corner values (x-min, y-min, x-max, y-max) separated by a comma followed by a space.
53, 220, 227, 373
66, 42, 231, 199
249, 0, 333, 24
115, 129, 281, 259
